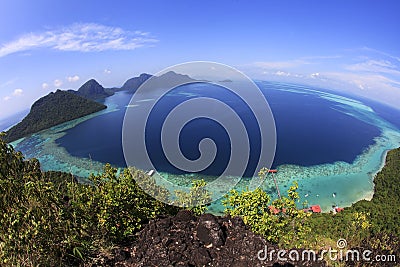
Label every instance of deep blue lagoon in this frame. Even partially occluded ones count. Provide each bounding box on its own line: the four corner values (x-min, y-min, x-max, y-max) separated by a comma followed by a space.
56, 82, 381, 172
11, 81, 400, 212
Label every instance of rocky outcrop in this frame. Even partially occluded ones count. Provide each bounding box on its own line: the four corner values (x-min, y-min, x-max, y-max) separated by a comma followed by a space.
89, 210, 326, 267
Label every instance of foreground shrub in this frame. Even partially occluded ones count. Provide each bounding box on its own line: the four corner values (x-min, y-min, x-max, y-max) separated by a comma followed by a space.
0, 134, 178, 265
223, 180, 311, 248
174, 179, 212, 215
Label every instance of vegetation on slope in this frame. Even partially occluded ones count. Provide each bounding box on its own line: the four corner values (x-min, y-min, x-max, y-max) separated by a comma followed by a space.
307, 147, 400, 246
223, 181, 312, 249
222, 148, 400, 264
0, 134, 178, 265
4, 90, 106, 142
0, 131, 399, 265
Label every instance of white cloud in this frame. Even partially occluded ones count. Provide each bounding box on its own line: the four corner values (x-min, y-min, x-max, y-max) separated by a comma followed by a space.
2, 88, 23, 101
0, 23, 158, 58
322, 72, 400, 90
54, 79, 63, 87
306, 71, 400, 108
42, 82, 49, 89
275, 71, 290, 76
252, 60, 309, 70
310, 73, 320, 78
302, 55, 343, 60
0, 78, 17, 88
345, 59, 400, 76
104, 69, 111, 74
12, 88, 23, 96
247, 51, 400, 109
360, 47, 400, 62
67, 75, 80, 82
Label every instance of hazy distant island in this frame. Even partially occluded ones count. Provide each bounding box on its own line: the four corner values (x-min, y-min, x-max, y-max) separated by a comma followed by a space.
119, 73, 153, 92
4, 71, 196, 143
120, 71, 195, 93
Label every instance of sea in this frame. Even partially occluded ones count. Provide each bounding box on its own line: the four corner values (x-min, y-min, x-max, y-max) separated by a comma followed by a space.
6, 81, 400, 213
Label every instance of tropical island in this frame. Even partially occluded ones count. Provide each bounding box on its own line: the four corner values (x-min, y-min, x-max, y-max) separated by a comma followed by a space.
4, 71, 196, 143
4, 89, 107, 142
3, 78, 116, 143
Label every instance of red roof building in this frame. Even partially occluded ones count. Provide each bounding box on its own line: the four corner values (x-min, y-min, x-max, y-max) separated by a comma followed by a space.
310, 205, 322, 213
335, 207, 344, 213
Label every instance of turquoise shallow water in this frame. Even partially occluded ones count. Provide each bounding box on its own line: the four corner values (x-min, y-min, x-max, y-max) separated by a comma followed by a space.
11, 84, 400, 213
206, 86, 400, 213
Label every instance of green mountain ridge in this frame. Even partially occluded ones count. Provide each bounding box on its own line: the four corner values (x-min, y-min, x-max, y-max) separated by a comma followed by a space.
4, 90, 106, 142
3, 71, 198, 143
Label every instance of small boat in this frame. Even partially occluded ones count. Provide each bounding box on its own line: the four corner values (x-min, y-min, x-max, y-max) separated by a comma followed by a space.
332, 193, 336, 198
147, 170, 155, 176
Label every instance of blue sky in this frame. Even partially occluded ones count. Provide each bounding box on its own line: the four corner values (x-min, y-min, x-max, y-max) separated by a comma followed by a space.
1, 0, 400, 117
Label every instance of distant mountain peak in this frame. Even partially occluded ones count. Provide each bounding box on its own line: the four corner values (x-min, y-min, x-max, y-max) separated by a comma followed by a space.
78, 79, 104, 93
75, 79, 112, 100
120, 71, 196, 93
121, 73, 153, 92
139, 73, 152, 78
161, 70, 191, 78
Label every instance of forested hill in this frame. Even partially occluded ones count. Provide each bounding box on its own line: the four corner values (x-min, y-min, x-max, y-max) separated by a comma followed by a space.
71, 79, 113, 100
4, 90, 106, 142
